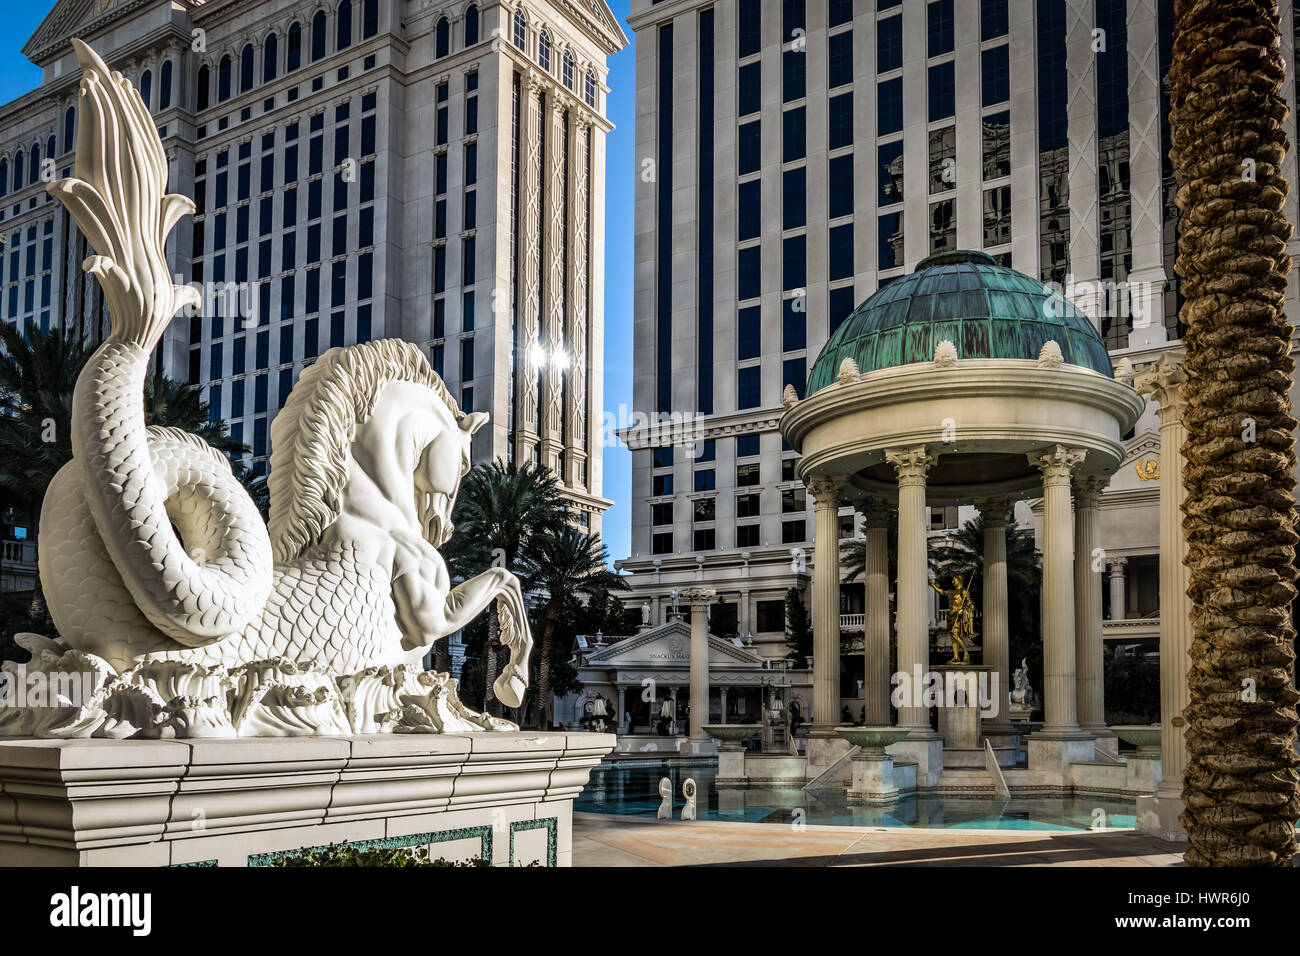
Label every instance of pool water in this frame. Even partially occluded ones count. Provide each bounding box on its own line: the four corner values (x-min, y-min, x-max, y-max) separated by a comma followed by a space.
576, 761, 1137, 831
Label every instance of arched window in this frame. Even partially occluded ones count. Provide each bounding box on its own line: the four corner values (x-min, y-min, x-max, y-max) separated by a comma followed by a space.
139, 69, 152, 111
63, 107, 75, 152
263, 33, 279, 83
337, 0, 353, 49
0, 159, 8, 199
159, 61, 173, 109
435, 17, 449, 58
465, 4, 479, 45
11, 151, 21, 190
513, 8, 526, 51
46, 135, 55, 161
311, 10, 327, 61
30, 144, 40, 184
196, 64, 210, 110
240, 44, 254, 92
584, 67, 596, 107
538, 30, 550, 70
362, 0, 378, 39
562, 50, 574, 90
287, 22, 302, 71
217, 55, 232, 102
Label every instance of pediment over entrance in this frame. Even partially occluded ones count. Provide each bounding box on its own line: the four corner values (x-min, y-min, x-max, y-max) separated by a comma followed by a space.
1109, 430, 1162, 492
583, 620, 766, 669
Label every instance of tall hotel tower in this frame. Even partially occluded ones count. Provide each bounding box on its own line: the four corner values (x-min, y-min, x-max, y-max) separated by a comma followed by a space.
620, 0, 1300, 662
0, 0, 626, 593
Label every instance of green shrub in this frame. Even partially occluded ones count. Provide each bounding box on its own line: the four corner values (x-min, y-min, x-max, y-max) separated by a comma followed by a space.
269, 844, 490, 867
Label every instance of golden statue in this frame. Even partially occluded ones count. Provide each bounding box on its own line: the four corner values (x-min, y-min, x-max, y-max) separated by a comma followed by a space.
930, 572, 975, 664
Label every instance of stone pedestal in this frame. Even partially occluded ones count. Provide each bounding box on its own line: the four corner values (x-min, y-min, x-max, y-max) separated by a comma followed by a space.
886, 733, 944, 788
805, 732, 853, 784
838, 727, 910, 803
1026, 733, 1095, 773
0, 732, 614, 867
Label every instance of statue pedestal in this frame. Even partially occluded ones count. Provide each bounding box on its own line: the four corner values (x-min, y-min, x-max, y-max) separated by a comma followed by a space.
0, 732, 613, 867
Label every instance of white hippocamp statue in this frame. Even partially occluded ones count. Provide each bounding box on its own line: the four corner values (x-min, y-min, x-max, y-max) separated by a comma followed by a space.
0, 41, 531, 738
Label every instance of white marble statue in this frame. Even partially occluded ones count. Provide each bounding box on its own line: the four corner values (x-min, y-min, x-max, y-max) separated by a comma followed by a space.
640, 602, 651, 626
1010, 658, 1035, 711
681, 778, 697, 821
0, 42, 531, 739
657, 777, 673, 819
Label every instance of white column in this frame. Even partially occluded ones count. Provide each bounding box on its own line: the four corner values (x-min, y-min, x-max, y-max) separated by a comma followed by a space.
540, 94, 569, 472
1134, 354, 1191, 839
862, 497, 892, 726
616, 685, 626, 732
978, 497, 1013, 735
684, 587, 716, 742
516, 75, 545, 462
1073, 474, 1111, 744
808, 475, 846, 730
1108, 558, 1128, 620
1029, 445, 1087, 736
719, 686, 728, 723
565, 115, 591, 488
886, 447, 937, 733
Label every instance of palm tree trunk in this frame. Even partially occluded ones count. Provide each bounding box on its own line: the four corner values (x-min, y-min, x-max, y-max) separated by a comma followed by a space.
535, 599, 563, 729
483, 604, 500, 717
1171, 0, 1300, 866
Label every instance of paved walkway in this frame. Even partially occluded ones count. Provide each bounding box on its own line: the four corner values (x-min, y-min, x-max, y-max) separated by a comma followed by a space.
572, 813, 1186, 867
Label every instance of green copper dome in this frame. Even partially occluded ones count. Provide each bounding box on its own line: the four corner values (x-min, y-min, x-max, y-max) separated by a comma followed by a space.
806, 251, 1113, 396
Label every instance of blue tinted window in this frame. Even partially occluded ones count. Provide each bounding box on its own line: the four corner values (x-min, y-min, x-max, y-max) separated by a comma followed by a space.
783, 235, 806, 291
737, 366, 762, 409
877, 79, 902, 135
829, 224, 853, 281
783, 167, 806, 229
982, 0, 1009, 39
738, 246, 761, 300
829, 154, 854, 218
783, 106, 806, 161
828, 31, 853, 89
782, 297, 805, 351
738, 180, 761, 240
829, 92, 854, 148
829, 285, 856, 334
879, 213, 903, 269
737, 434, 760, 457
783, 48, 805, 102
738, 63, 761, 116
877, 16, 902, 72
782, 357, 807, 400
878, 141, 904, 204
928, 0, 954, 56
982, 45, 1010, 106
738, 0, 762, 57
738, 121, 761, 174
738, 306, 761, 359
929, 62, 955, 120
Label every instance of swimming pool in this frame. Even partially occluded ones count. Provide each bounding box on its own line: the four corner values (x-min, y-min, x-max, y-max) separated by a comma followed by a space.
576, 760, 1138, 831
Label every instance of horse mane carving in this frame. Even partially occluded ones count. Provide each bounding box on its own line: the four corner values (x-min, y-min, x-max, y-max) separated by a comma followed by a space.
268, 338, 465, 563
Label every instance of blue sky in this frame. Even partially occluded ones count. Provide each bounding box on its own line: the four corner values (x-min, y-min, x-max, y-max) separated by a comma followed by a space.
0, 2, 637, 564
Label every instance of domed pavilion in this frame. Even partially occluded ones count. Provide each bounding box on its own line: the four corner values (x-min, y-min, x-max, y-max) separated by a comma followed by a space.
780, 251, 1144, 786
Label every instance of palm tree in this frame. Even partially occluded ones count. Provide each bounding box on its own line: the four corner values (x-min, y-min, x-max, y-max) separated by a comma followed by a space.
445, 461, 565, 715
1170, 0, 1299, 866
0, 324, 89, 624
518, 526, 627, 728
0, 324, 252, 631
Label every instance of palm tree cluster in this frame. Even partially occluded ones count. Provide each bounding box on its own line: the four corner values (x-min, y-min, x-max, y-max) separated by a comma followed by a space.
1170, 0, 1299, 866
0, 324, 253, 645
442, 461, 628, 727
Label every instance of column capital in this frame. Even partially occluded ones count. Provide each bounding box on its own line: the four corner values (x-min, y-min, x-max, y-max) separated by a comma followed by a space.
1071, 473, 1110, 509
1133, 352, 1187, 424
681, 586, 717, 609
806, 474, 846, 507
885, 446, 938, 486
858, 496, 892, 528
1029, 445, 1087, 485
1108, 556, 1128, 575
976, 496, 1013, 528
